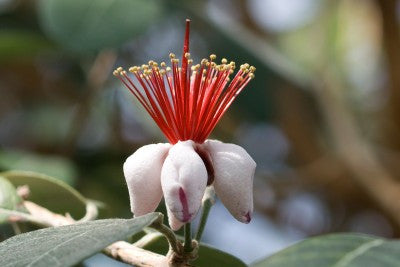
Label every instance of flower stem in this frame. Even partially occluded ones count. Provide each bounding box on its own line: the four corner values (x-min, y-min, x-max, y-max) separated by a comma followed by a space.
184, 223, 192, 252
195, 186, 215, 241
150, 215, 181, 254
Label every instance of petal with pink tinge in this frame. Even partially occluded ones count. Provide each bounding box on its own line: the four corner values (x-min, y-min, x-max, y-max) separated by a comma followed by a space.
203, 139, 256, 223
161, 140, 208, 223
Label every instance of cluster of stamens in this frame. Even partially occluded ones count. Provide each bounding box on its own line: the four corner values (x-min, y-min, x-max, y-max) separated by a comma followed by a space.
114, 20, 255, 144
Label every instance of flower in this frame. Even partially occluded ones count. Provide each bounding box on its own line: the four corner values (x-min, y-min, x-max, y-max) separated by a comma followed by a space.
114, 19, 256, 230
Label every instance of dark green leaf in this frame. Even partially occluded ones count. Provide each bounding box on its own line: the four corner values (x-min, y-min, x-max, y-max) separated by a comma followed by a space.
0, 213, 160, 267
0, 149, 77, 185
38, 0, 164, 52
142, 232, 247, 267
0, 176, 22, 223
251, 233, 400, 267
1, 171, 86, 218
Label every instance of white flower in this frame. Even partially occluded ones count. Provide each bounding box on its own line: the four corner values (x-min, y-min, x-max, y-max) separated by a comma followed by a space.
115, 19, 256, 230
123, 140, 256, 230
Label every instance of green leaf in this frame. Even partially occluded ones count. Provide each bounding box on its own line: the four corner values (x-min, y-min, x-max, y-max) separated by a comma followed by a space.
0, 213, 160, 267
0, 176, 22, 223
0, 149, 77, 185
141, 233, 247, 267
1, 171, 86, 219
251, 233, 400, 267
37, 0, 164, 52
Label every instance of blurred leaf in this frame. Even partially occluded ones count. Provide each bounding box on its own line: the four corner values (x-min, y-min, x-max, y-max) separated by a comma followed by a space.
38, 0, 164, 52
0, 30, 52, 62
0, 149, 77, 185
0, 176, 22, 223
142, 233, 247, 267
251, 233, 400, 267
1, 171, 86, 218
0, 213, 160, 267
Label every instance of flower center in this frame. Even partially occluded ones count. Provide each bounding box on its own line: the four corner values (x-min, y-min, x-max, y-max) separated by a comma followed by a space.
113, 19, 255, 144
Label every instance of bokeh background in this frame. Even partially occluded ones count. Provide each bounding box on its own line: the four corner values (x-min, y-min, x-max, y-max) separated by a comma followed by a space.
2, 0, 400, 265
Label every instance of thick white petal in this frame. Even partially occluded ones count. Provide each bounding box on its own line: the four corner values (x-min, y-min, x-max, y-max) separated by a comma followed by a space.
166, 206, 185, 231
203, 139, 256, 223
123, 143, 171, 216
161, 140, 208, 223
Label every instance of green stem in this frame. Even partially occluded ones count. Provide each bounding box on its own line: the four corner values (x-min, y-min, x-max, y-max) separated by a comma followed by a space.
184, 223, 192, 252
150, 215, 181, 254
195, 187, 215, 241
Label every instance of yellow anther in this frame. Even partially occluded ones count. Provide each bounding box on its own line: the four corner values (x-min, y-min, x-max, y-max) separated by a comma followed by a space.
201, 59, 208, 65
249, 66, 256, 72
121, 70, 127, 75
221, 58, 227, 64
166, 67, 171, 72
169, 53, 176, 58
188, 59, 193, 64
210, 54, 216, 60
185, 52, 191, 59
160, 69, 166, 75
249, 73, 255, 79
113, 70, 119, 76
116, 67, 123, 72
160, 62, 166, 67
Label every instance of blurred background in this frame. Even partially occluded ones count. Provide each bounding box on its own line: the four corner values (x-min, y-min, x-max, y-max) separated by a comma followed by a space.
2, 0, 400, 265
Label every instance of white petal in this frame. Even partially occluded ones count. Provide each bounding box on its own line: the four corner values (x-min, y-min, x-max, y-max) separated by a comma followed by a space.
123, 143, 171, 216
203, 139, 256, 223
166, 206, 185, 231
161, 140, 208, 223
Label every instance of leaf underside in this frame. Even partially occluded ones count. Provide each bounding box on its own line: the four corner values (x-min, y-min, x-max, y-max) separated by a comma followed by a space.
0, 213, 160, 267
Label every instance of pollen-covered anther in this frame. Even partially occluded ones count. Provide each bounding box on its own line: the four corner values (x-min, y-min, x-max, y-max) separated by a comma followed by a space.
210, 54, 217, 60
129, 66, 139, 73
169, 53, 176, 59
185, 52, 191, 59
221, 58, 228, 64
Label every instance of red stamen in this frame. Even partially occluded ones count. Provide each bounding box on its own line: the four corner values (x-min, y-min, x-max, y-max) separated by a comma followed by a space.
114, 20, 255, 144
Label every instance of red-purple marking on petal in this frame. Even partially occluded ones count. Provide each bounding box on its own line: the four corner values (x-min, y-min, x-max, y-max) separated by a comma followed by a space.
179, 187, 191, 222
245, 212, 251, 223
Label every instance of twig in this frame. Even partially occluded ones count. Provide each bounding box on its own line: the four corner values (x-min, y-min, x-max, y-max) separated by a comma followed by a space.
104, 241, 168, 267
0, 207, 52, 227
